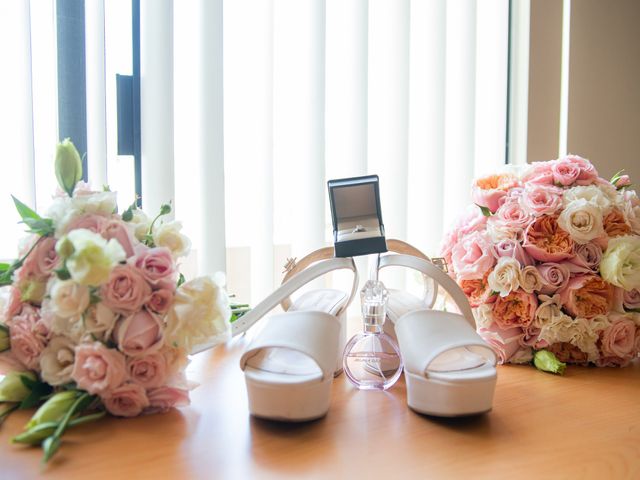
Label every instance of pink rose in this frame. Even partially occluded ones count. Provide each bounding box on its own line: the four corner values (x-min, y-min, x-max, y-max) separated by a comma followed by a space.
491, 290, 537, 329
17, 236, 58, 281
472, 188, 507, 214
102, 382, 149, 417
599, 315, 636, 361
622, 289, 640, 311
494, 238, 533, 266
146, 386, 190, 413
65, 214, 107, 234
477, 322, 523, 364
614, 175, 632, 188
493, 198, 534, 231
536, 262, 570, 294
145, 288, 174, 315
127, 353, 167, 389
440, 206, 488, 267
8, 305, 47, 370
559, 155, 598, 186
519, 324, 545, 348
114, 309, 164, 357
451, 231, 496, 281
471, 174, 518, 213
594, 356, 631, 367
560, 275, 612, 319
551, 159, 581, 186
132, 247, 177, 291
101, 265, 152, 315
101, 219, 136, 258
522, 161, 555, 185
569, 242, 603, 271
520, 184, 564, 216
4, 287, 23, 319
71, 342, 127, 395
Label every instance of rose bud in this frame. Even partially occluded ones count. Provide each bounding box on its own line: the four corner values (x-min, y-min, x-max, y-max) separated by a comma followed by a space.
0, 371, 37, 402
533, 349, 566, 375
26, 390, 80, 429
0, 324, 10, 352
55, 138, 83, 197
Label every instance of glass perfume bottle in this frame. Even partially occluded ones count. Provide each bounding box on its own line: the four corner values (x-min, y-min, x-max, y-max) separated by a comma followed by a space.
343, 279, 403, 390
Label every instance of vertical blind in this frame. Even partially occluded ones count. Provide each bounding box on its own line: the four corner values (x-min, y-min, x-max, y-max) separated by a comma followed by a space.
0, 0, 509, 305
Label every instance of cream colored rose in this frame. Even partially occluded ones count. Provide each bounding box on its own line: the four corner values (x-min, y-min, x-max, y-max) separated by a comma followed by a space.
600, 235, 640, 291
563, 184, 615, 212
71, 190, 118, 217
59, 229, 126, 286
83, 303, 119, 342
534, 294, 565, 327
557, 198, 605, 244
165, 276, 230, 353
130, 209, 151, 242
519, 266, 544, 294
153, 221, 191, 258
39, 335, 76, 386
473, 304, 495, 329
487, 257, 521, 297
510, 348, 534, 364
49, 279, 90, 319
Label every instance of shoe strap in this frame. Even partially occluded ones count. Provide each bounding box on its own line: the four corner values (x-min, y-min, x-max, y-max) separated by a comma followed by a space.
239, 311, 341, 381
396, 310, 496, 375
378, 253, 475, 328
232, 256, 358, 337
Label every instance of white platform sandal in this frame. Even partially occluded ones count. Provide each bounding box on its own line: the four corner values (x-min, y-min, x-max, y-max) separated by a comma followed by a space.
235, 250, 358, 422
378, 252, 497, 417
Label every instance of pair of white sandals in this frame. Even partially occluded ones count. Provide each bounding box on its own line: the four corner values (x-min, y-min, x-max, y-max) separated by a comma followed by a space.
234, 241, 497, 421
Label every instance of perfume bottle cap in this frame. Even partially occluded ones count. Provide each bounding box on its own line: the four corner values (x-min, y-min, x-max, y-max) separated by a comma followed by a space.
360, 279, 388, 328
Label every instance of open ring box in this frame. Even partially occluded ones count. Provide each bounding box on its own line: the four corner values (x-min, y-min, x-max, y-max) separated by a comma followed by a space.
328, 175, 388, 258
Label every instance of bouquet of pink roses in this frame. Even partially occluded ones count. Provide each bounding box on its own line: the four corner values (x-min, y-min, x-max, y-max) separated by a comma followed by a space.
0, 140, 231, 462
441, 155, 640, 372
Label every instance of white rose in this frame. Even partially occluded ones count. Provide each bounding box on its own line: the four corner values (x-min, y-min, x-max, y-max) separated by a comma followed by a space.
58, 229, 126, 286
83, 303, 118, 342
49, 279, 90, 319
619, 190, 640, 234
600, 235, 640, 291
557, 198, 605, 244
487, 257, 521, 297
46, 197, 80, 235
39, 335, 76, 386
510, 348, 534, 364
563, 184, 615, 212
486, 219, 522, 243
153, 221, 191, 258
129, 209, 151, 241
473, 304, 495, 329
568, 316, 608, 362
71, 190, 118, 217
519, 266, 545, 294
534, 294, 565, 327
165, 276, 230, 353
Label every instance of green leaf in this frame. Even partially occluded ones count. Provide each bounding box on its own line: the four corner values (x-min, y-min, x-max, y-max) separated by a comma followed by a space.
11, 195, 40, 221
475, 203, 493, 217
54, 266, 71, 281
0, 263, 10, 273
610, 169, 625, 184
177, 273, 186, 288
42, 435, 61, 463
0, 403, 19, 425
19, 377, 53, 410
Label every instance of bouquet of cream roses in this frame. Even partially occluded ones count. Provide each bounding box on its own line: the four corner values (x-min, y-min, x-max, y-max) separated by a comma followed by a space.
441, 155, 640, 372
0, 140, 231, 462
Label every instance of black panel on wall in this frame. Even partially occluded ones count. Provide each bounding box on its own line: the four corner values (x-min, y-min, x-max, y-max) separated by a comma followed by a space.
56, 0, 88, 181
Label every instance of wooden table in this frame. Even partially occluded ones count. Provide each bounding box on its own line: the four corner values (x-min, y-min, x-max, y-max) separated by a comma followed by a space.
1, 321, 639, 479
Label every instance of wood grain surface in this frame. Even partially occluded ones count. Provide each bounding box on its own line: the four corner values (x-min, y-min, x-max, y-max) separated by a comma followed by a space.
1, 316, 638, 480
